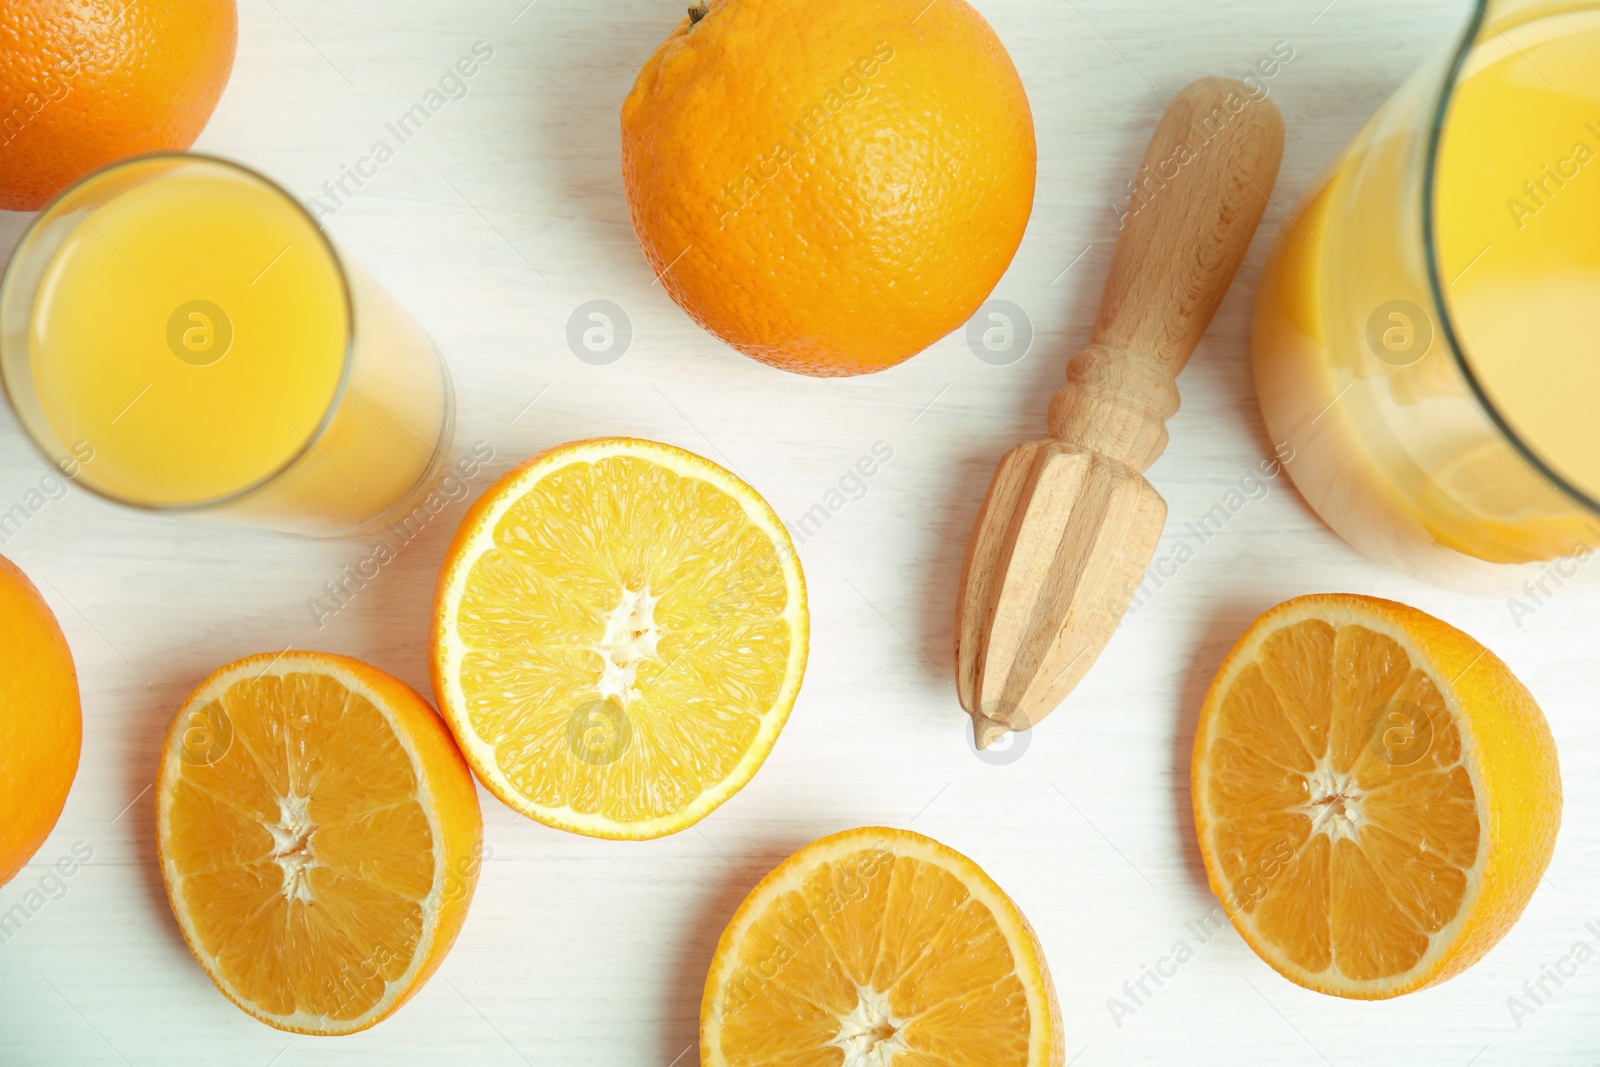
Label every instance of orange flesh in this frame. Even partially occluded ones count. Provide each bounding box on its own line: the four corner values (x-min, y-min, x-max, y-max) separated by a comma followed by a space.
454, 454, 792, 823
717, 847, 1032, 1065
1204, 621, 1480, 982
163, 672, 434, 1021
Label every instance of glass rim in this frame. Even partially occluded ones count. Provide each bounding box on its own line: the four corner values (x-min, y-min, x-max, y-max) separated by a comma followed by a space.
0, 151, 357, 515
1421, 0, 1600, 519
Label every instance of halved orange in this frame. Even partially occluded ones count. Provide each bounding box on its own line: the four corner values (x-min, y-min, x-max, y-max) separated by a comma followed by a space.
701, 826, 1063, 1066
1192, 594, 1561, 998
156, 652, 483, 1034
431, 437, 808, 839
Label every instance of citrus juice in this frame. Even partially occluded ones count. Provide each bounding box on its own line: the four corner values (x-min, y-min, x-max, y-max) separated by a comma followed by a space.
1253, 5, 1600, 587
32, 169, 345, 504
0, 156, 450, 534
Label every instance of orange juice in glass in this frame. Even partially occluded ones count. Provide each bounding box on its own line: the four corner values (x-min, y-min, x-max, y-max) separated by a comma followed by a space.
0, 154, 452, 536
1254, 0, 1600, 592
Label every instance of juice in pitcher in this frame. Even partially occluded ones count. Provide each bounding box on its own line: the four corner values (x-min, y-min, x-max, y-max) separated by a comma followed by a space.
0, 155, 452, 535
1254, 1, 1600, 590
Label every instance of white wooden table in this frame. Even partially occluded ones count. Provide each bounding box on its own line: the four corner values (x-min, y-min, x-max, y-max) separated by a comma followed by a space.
5, 0, 1597, 1063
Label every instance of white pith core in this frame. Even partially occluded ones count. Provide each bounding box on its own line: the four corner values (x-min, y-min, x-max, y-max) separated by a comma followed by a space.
1299, 757, 1364, 845
831, 986, 909, 1067
593, 586, 662, 702
267, 792, 318, 903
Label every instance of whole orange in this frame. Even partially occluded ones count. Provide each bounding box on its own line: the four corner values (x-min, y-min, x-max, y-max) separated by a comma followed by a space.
0, 553, 81, 889
621, 0, 1036, 376
0, 0, 237, 212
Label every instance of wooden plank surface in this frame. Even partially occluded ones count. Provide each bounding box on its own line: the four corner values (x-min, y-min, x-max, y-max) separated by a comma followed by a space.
5, 1, 1598, 1063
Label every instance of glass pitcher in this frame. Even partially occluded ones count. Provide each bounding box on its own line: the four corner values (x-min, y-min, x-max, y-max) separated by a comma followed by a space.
1253, 0, 1600, 594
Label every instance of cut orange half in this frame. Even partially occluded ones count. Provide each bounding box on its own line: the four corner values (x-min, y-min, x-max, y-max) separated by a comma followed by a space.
431, 437, 808, 839
701, 826, 1064, 1066
156, 652, 483, 1034
1192, 594, 1561, 998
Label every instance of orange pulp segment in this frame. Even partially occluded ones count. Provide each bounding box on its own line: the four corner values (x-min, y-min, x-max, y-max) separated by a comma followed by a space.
701, 826, 1063, 1066
1192, 594, 1561, 998
431, 437, 808, 839
156, 651, 483, 1034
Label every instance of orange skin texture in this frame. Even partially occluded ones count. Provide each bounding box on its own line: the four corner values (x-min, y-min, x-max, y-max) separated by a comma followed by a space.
0, 553, 82, 888
0, 0, 238, 211
622, 0, 1036, 376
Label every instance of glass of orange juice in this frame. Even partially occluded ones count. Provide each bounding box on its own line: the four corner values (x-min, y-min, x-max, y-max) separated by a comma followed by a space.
0, 154, 452, 536
1254, 0, 1600, 593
